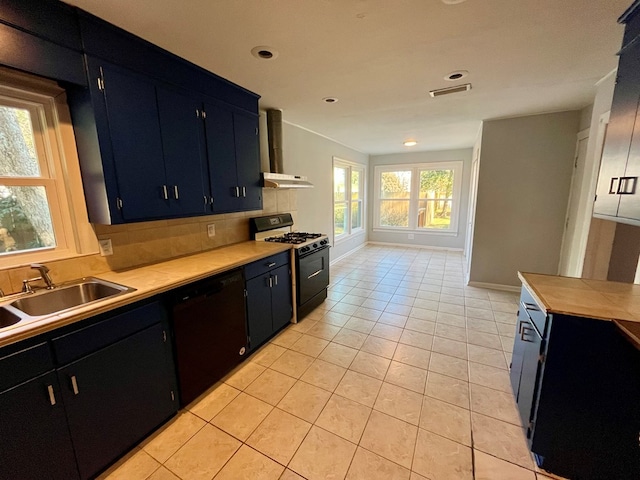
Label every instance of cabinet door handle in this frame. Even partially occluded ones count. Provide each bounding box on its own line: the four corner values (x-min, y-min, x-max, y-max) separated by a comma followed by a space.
204, 195, 208, 205
173, 185, 179, 199
308, 269, 323, 279
47, 385, 56, 406
520, 324, 535, 342
274, 274, 278, 286
609, 177, 619, 194
162, 185, 169, 200
268, 276, 273, 288
242, 186, 246, 197
235, 186, 240, 197
268, 262, 276, 267
71, 375, 79, 395
618, 176, 638, 195
522, 302, 539, 312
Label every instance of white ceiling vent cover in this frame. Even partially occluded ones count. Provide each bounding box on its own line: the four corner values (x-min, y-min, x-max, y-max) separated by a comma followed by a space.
429, 83, 472, 98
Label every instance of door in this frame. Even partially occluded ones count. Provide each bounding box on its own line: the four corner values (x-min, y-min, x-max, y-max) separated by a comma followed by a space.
96, 60, 169, 221
59, 323, 175, 480
204, 102, 238, 213
558, 129, 590, 276
271, 263, 293, 331
234, 111, 262, 210
156, 85, 208, 216
246, 274, 274, 350
0, 372, 78, 480
464, 147, 480, 282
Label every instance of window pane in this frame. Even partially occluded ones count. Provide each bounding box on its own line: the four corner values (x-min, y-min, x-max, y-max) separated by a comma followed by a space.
0, 105, 41, 177
379, 200, 409, 227
334, 167, 346, 202
351, 200, 361, 229
418, 199, 452, 229
0, 186, 55, 253
380, 171, 411, 199
419, 169, 453, 199
351, 170, 360, 200
334, 203, 347, 235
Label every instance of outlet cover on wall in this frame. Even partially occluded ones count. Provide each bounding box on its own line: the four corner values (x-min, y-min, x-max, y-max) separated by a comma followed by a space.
207, 224, 216, 238
99, 238, 113, 256
408, 233, 415, 240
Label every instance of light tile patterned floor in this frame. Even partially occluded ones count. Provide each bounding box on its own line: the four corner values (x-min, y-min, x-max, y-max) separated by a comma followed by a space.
99, 245, 563, 480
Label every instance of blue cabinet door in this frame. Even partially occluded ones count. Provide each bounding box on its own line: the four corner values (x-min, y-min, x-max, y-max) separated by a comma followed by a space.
156, 85, 208, 216
58, 323, 176, 480
271, 263, 293, 332
204, 102, 239, 213
234, 111, 262, 211
0, 371, 79, 479
246, 274, 274, 350
94, 59, 169, 221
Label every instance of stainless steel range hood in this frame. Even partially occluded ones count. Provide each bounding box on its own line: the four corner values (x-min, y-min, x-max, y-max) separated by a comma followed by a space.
262, 109, 314, 189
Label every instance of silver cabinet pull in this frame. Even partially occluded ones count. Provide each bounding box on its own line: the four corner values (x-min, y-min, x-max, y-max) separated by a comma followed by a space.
71, 375, 79, 395
47, 385, 56, 405
162, 185, 169, 200
274, 274, 278, 286
204, 195, 208, 205
308, 269, 323, 279
174, 185, 179, 199
268, 262, 276, 267
268, 276, 273, 288
242, 186, 246, 197
235, 186, 240, 197
522, 302, 539, 312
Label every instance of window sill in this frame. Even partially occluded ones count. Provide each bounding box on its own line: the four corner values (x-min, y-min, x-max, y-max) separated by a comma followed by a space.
372, 228, 458, 237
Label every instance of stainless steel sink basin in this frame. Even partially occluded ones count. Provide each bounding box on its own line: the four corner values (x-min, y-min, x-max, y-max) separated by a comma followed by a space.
0, 277, 136, 325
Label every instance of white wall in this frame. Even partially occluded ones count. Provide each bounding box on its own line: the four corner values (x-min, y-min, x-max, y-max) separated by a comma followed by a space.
259, 112, 369, 261
367, 149, 473, 250
469, 111, 580, 287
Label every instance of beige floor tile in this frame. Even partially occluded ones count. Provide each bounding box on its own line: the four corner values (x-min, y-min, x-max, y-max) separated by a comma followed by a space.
440, 294, 466, 306
345, 446, 411, 480
341, 294, 366, 306
497, 322, 517, 337
246, 408, 312, 465
466, 306, 495, 320
332, 328, 368, 349
349, 350, 391, 380
213, 444, 284, 480
468, 344, 509, 369
271, 329, 303, 348
399, 330, 433, 350
466, 318, 499, 335
425, 372, 470, 409
318, 342, 358, 368
165, 425, 240, 480
428, 352, 469, 381
335, 370, 383, 407
390, 294, 415, 306
361, 298, 389, 311
472, 412, 533, 469
320, 311, 351, 327
147, 466, 179, 480
360, 410, 418, 469
431, 336, 468, 360
315, 393, 372, 443
344, 316, 376, 333
419, 396, 471, 446
269, 350, 315, 378
469, 362, 513, 393
370, 322, 404, 341
289, 319, 317, 334
251, 344, 288, 368
435, 323, 467, 342
289, 426, 357, 480
413, 298, 439, 311
439, 303, 465, 315
467, 331, 503, 350
410, 471, 429, 480
245, 369, 297, 405
211, 392, 273, 441
436, 312, 467, 328
393, 343, 431, 370
289, 334, 330, 357
404, 318, 436, 334
98, 448, 160, 480
224, 362, 266, 390
385, 303, 413, 316
142, 411, 206, 463
361, 335, 398, 359
300, 358, 347, 391
384, 360, 427, 393
474, 450, 536, 480
188, 383, 241, 421
374, 382, 423, 425
470, 383, 521, 425
277, 380, 331, 422
279, 469, 306, 480
331, 302, 359, 315
306, 321, 342, 340
378, 311, 409, 327
408, 307, 439, 322
412, 429, 472, 480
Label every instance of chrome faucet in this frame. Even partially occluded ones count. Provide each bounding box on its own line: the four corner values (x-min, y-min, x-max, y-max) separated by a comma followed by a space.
30, 263, 55, 290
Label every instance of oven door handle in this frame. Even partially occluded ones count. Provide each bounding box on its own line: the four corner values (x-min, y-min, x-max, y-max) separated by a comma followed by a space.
307, 269, 323, 279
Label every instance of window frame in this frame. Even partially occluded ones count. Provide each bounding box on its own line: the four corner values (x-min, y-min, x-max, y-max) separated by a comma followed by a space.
333, 157, 366, 243
373, 161, 463, 235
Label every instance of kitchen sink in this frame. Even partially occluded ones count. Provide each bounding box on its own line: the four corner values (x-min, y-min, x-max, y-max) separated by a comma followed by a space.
0, 277, 136, 326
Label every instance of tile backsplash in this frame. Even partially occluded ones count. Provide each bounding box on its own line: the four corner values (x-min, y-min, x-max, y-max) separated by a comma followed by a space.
0, 189, 297, 294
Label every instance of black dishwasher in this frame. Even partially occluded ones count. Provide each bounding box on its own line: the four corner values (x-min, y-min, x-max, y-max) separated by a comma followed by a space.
171, 268, 247, 406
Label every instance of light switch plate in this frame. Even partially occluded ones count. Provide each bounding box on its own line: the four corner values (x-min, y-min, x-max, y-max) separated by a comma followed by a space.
99, 238, 113, 256
207, 224, 216, 238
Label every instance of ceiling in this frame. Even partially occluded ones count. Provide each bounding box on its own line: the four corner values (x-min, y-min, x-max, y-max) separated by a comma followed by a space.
65, 0, 629, 155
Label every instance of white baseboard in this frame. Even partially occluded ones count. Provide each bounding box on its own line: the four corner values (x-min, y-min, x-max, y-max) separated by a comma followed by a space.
366, 241, 463, 252
467, 281, 521, 293
330, 242, 367, 265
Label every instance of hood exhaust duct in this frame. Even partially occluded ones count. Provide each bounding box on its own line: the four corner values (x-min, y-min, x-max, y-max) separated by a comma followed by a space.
262, 109, 314, 189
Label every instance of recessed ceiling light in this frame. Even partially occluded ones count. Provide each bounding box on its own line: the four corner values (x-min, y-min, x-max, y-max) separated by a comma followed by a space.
441, 0, 467, 4
322, 97, 339, 104
403, 140, 418, 147
251, 46, 279, 60
445, 70, 469, 81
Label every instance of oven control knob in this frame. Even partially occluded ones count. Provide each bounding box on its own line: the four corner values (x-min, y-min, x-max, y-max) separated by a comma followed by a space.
301, 246, 309, 252
313, 243, 318, 248
320, 239, 328, 245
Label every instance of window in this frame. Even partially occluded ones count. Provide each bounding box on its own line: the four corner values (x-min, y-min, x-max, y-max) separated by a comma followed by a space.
0, 71, 93, 266
374, 161, 462, 233
333, 158, 365, 240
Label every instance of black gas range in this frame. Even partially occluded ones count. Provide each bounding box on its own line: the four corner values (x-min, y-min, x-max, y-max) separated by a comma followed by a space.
250, 213, 330, 319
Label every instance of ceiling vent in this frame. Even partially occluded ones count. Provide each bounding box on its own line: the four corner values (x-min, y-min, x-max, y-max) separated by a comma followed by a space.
429, 83, 472, 98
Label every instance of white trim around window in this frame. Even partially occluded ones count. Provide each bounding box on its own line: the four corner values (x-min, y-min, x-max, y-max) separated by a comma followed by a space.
333, 157, 366, 243
373, 161, 463, 235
